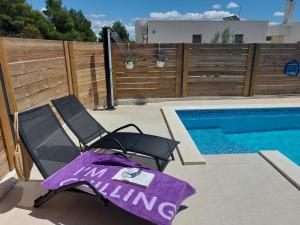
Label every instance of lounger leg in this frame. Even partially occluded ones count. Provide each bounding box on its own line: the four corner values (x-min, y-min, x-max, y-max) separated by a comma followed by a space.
161, 160, 169, 171
155, 158, 170, 171
34, 181, 108, 208
34, 191, 56, 208
154, 158, 162, 171
171, 153, 175, 160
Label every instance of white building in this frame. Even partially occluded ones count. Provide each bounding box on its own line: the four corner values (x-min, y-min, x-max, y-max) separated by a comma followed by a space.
267, 22, 300, 43
135, 0, 299, 44
135, 20, 269, 44
266, 0, 299, 43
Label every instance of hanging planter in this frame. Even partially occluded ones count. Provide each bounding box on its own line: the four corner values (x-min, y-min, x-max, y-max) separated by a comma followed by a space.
156, 60, 166, 68
124, 56, 137, 70
156, 43, 168, 68
124, 42, 137, 70
125, 61, 134, 69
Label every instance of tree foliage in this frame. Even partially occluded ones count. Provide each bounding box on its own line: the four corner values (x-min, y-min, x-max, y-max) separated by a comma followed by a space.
44, 0, 96, 41
0, 0, 55, 38
211, 31, 221, 44
210, 28, 234, 44
221, 28, 233, 44
98, 20, 131, 43
0, 0, 96, 41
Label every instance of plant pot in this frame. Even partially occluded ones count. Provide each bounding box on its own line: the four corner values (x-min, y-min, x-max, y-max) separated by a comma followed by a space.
156, 61, 165, 68
125, 62, 134, 69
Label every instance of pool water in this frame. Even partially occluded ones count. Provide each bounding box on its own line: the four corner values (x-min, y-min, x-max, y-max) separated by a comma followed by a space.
177, 108, 300, 166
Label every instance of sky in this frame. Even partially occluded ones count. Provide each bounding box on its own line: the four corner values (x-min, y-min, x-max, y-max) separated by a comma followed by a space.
27, 0, 299, 39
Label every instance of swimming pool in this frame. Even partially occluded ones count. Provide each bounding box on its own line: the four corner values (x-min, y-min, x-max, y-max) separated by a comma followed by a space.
177, 108, 300, 166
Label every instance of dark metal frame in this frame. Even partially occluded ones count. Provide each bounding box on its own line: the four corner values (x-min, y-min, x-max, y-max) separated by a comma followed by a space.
80, 130, 174, 171
34, 151, 129, 208
51, 96, 178, 171
34, 181, 108, 208
103, 27, 114, 110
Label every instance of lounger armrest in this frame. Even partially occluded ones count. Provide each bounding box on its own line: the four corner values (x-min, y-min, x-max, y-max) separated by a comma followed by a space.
112, 124, 143, 134
81, 130, 108, 146
96, 137, 128, 154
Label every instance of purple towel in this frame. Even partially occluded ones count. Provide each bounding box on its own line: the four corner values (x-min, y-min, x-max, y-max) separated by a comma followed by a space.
42, 151, 195, 225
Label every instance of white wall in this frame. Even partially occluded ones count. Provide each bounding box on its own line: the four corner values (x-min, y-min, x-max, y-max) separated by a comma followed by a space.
135, 20, 147, 44
136, 20, 269, 43
267, 22, 300, 43
290, 22, 300, 43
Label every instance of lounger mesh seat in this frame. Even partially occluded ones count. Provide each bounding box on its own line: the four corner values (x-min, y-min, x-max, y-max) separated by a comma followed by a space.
51, 95, 179, 170
18, 105, 80, 178
18, 105, 108, 207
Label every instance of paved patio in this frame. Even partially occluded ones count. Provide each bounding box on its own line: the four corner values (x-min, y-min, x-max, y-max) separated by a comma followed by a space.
1, 97, 300, 225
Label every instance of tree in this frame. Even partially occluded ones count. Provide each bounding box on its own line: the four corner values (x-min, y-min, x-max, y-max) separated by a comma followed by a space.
44, 0, 96, 41
0, 0, 96, 41
210, 28, 234, 44
69, 9, 96, 41
211, 31, 221, 44
0, 0, 55, 39
98, 20, 130, 42
221, 28, 233, 44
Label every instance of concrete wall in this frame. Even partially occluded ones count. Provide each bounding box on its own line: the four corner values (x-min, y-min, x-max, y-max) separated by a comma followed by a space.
136, 20, 269, 43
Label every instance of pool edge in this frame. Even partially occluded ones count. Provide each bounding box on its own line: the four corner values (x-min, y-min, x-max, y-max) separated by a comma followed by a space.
259, 150, 300, 190
161, 106, 206, 165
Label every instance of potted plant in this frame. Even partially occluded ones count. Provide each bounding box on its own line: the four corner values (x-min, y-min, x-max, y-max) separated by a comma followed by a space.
156, 53, 168, 68
124, 56, 137, 69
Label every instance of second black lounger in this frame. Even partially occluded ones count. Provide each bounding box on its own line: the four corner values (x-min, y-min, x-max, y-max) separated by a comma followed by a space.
51, 95, 179, 170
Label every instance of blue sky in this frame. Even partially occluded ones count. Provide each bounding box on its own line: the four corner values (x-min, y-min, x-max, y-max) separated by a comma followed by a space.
27, 0, 299, 39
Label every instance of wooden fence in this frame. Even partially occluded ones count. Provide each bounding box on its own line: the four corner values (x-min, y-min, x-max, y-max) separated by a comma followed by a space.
70, 42, 106, 108
0, 69, 15, 180
253, 43, 300, 95
0, 128, 9, 180
112, 44, 181, 99
112, 42, 300, 99
183, 44, 251, 96
0, 38, 300, 180
3, 38, 70, 112
0, 37, 106, 180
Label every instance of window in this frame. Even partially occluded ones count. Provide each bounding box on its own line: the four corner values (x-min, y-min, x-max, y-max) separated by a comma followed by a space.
192, 35, 202, 43
266, 36, 272, 41
234, 34, 244, 44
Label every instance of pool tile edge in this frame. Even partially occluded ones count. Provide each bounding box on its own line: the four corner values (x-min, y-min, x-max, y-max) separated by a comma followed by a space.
259, 150, 300, 190
161, 106, 206, 165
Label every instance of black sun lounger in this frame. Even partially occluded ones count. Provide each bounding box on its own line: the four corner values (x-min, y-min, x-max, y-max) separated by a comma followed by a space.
51, 95, 179, 171
17, 105, 111, 207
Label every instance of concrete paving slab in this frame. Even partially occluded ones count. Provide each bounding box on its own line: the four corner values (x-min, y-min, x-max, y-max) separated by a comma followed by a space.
0, 97, 300, 225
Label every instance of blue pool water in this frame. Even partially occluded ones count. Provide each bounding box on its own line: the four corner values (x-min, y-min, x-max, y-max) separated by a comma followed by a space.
177, 108, 300, 166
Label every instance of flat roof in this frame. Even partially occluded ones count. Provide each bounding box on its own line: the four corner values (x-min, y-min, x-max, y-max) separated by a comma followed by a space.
137, 19, 269, 23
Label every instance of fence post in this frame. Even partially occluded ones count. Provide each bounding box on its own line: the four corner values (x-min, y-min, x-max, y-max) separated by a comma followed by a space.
63, 41, 74, 95
68, 41, 79, 98
175, 43, 183, 97
0, 38, 17, 113
0, 77, 15, 170
296, 42, 300, 61
182, 44, 189, 97
243, 44, 255, 96
0, 38, 18, 170
249, 43, 260, 96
